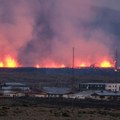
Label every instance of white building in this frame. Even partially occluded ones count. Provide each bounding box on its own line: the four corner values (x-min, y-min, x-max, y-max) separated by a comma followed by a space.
79, 83, 120, 92
105, 83, 120, 92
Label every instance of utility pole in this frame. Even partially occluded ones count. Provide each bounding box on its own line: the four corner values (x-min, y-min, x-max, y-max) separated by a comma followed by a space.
115, 48, 118, 71
72, 47, 75, 69
72, 47, 75, 91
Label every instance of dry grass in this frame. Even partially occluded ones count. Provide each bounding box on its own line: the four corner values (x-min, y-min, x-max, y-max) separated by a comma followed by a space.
0, 98, 120, 120
0, 106, 120, 120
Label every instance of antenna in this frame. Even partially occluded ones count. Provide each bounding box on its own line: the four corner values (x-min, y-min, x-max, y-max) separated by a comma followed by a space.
72, 47, 74, 69
115, 48, 118, 70
72, 47, 75, 91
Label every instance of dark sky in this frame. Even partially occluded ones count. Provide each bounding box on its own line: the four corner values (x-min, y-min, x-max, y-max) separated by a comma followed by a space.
93, 0, 120, 11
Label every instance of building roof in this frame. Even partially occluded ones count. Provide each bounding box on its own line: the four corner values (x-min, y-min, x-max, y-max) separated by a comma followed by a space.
92, 91, 120, 96
4, 82, 25, 86
1, 82, 30, 91
71, 91, 94, 98
80, 83, 120, 85
42, 87, 71, 95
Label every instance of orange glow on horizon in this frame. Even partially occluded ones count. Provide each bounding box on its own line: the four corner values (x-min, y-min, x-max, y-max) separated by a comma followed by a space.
35, 59, 114, 68
100, 60, 113, 68
36, 64, 40, 68
35, 63, 66, 68
0, 54, 114, 68
0, 62, 4, 67
0, 55, 19, 68
79, 63, 87, 67
0, 55, 112, 68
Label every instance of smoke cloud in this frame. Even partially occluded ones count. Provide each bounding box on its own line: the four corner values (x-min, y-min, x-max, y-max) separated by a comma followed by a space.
0, 0, 119, 67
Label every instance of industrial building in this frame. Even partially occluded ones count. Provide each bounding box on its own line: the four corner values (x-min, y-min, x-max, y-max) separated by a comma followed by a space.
0, 82, 30, 97
1, 82, 30, 91
91, 91, 120, 100
42, 87, 71, 97
79, 83, 120, 92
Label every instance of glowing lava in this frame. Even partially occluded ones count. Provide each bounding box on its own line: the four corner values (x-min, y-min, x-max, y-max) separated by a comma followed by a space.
0, 55, 19, 68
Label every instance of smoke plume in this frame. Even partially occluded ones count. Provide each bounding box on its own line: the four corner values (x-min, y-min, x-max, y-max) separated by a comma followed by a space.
0, 0, 119, 67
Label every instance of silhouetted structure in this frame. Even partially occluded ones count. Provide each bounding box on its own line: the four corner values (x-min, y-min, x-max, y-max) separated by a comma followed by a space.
115, 48, 118, 70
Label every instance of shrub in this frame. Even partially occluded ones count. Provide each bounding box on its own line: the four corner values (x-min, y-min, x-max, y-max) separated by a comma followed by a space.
62, 112, 69, 117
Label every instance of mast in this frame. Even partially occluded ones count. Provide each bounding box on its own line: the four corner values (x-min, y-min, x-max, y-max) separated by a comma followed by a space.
115, 48, 118, 70
72, 47, 75, 91
72, 47, 74, 69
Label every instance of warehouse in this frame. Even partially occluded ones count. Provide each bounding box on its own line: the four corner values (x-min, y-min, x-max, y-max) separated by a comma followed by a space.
91, 91, 120, 101
1, 82, 30, 91
0, 82, 30, 97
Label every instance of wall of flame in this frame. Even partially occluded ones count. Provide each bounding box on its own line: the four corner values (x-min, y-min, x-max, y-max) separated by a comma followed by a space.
0, 55, 113, 68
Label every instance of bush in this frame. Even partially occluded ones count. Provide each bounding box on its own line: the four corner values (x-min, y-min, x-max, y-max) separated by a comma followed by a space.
0, 107, 8, 116
62, 112, 69, 117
